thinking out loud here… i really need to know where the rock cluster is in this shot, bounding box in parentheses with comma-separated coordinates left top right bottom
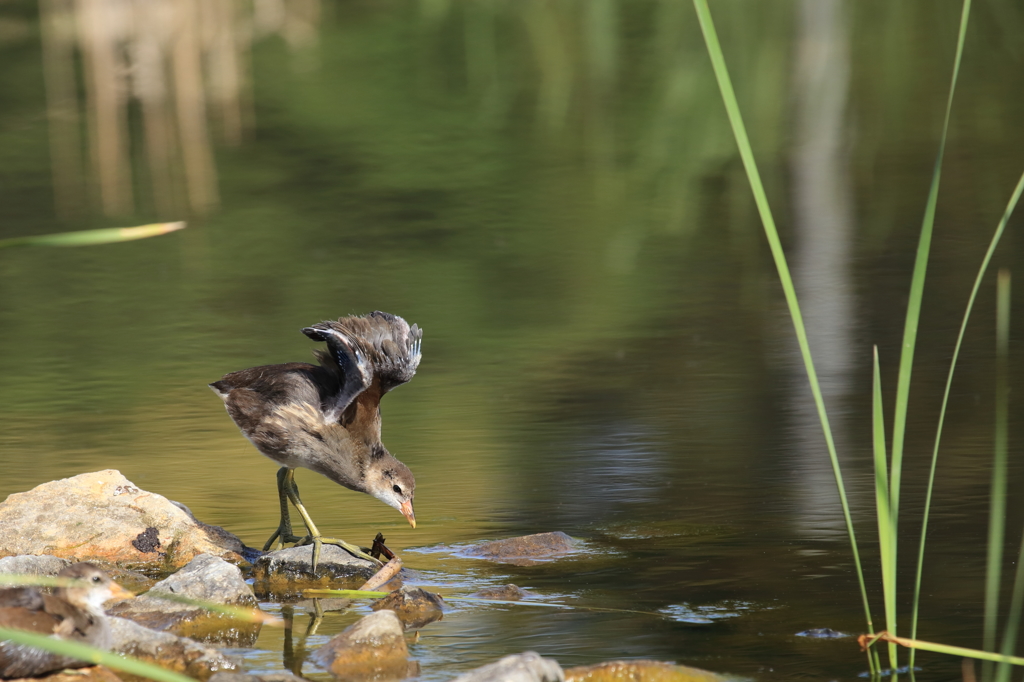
(0, 472, 728, 682)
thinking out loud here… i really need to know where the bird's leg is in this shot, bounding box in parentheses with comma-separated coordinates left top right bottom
(263, 467, 305, 552)
(280, 469, 383, 570)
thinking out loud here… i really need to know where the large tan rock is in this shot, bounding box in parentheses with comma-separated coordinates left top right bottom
(466, 532, 578, 566)
(312, 610, 411, 679)
(564, 661, 729, 682)
(0, 471, 245, 569)
(6, 665, 123, 682)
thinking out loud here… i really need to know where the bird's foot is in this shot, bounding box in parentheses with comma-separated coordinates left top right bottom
(262, 527, 306, 552)
(296, 535, 383, 570)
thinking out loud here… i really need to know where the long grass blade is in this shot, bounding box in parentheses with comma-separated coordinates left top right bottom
(889, 13, 971, 645)
(866, 631, 1024, 667)
(911, 170, 1024, 661)
(984, 270, 1011, 681)
(0, 222, 186, 248)
(997, 514, 1024, 682)
(872, 347, 898, 670)
(140, 591, 282, 625)
(0, 627, 196, 682)
(690, 2, 875, 668)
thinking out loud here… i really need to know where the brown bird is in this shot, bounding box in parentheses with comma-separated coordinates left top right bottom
(211, 311, 421, 570)
(0, 562, 133, 678)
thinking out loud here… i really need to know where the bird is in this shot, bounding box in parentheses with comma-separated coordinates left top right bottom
(0, 562, 133, 678)
(210, 311, 422, 571)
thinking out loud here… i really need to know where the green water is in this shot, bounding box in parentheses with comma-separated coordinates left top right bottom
(2, 1, 1024, 680)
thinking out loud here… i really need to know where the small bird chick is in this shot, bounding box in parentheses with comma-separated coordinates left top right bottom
(211, 311, 422, 569)
(0, 562, 133, 678)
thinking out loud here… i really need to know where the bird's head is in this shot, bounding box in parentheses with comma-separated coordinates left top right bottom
(365, 453, 416, 529)
(57, 563, 134, 613)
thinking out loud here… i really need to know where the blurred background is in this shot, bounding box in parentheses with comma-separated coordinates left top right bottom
(1, 1, 1024, 680)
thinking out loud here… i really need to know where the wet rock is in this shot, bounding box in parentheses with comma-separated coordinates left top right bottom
(795, 627, 848, 638)
(0, 470, 245, 569)
(110, 616, 242, 681)
(472, 584, 530, 601)
(6, 665, 124, 682)
(108, 554, 262, 645)
(0, 554, 71, 583)
(453, 652, 563, 682)
(564, 661, 728, 682)
(252, 545, 376, 596)
(370, 586, 445, 630)
(209, 674, 307, 682)
(466, 532, 578, 566)
(311, 610, 409, 679)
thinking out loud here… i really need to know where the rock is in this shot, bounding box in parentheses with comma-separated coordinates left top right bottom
(564, 661, 729, 682)
(472, 584, 529, 601)
(311, 610, 409, 679)
(453, 652, 563, 682)
(0, 554, 71, 583)
(6, 666, 123, 682)
(108, 554, 262, 645)
(795, 627, 848, 638)
(0, 471, 245, 569)
(209, 674, 307, 682)
(252, 545, 377, 596)
(466, 532, 578, 566)
(109, 616, 242, 681)
(370, 586, 444, 629)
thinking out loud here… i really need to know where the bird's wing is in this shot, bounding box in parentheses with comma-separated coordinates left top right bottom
(304, 311, 422, 410)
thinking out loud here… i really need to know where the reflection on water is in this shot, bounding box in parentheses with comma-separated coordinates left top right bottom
(2, 0, 1024, 680)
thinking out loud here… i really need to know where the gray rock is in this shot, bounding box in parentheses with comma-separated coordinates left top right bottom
(472, 585, 529, 601)
(466, 532, 578, 566)
(252, 544, 377, 595)
(0, 555, 71, 583)
(453, 652, 563, 682)
(110, 616, 242, 681)
(312, 610, 409, 679)
(0, 470, 245, 569)
(209, 673, 307, 682)
(371, 586, 445, 629)
(108, 553, 261, 644)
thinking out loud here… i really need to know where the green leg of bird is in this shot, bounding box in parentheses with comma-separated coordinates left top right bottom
(280, 468, 383, 570)
(263, 467, 306, 552)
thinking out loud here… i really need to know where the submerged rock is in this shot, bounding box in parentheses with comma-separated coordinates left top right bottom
(252, 545, 377, 595)
(110, 616, 242, 681)
(564, 661, 728, 682)
(311, 610, 410, 679)
(466, 532, 578, 566)
(795, 627, 849, 638)
(209, 674, 307, 682)
(472, 584, 530, 601)
(5, 665, 123, 682)
(453, 652, 563, 682)
(0, 470, 245, 569)
(370, 586, 445, 630)
(108, 553, 262, 645)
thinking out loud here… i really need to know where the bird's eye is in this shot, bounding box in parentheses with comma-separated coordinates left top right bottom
(392, 485, 402, 494)
(92, 576, 102, 583)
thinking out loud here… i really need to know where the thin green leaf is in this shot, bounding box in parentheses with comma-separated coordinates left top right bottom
(868, 631, 1024, 668)
(986, 270, 1011, 681)
(0, 627, 196, 682)
(690, 2, 875, 668)
(0, 222, 186, 248)
(890, 0, 971, 564)
(872, 347, 898, 670)
(911, 170, 1024, 656)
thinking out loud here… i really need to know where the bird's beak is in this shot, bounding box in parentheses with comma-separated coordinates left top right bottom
(106, 582, 135, 602)
(400, 500, 416, 529)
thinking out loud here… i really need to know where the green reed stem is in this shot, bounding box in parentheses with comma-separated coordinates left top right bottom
(0, 222, 185, 248)
(872, 347, 898, 670)
(983, 270, 1011, 682)
(690, 2, 874, 673)
(911, 170, 1024, 667)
